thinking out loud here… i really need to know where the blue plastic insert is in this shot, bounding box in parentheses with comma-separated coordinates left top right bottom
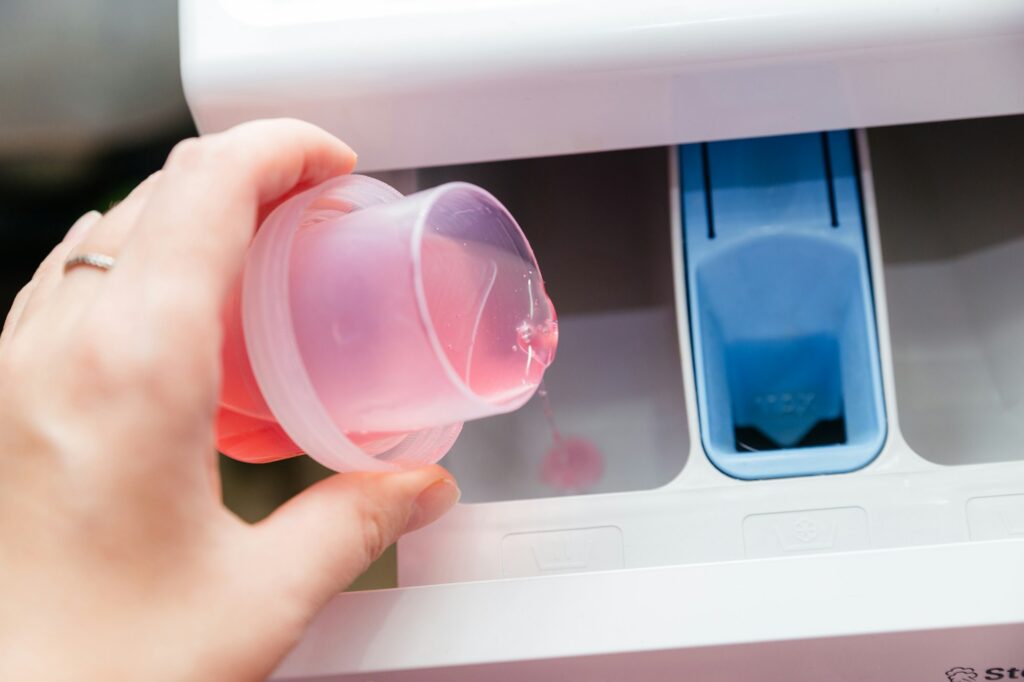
(680, 131, 886, 480)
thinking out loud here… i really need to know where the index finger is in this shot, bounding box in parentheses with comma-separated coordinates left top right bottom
(111, 119, 357, 315)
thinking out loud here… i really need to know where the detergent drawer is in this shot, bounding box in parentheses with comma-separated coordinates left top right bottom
(271, 116, 1024, 679)
(873, 115, 1024, 471)
(398, 118, 1024, 592)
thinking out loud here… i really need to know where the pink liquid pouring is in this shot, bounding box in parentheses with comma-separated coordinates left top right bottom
(537, 383, 606, 493)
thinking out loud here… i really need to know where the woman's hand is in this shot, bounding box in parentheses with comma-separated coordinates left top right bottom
(0, 119, 460, 681)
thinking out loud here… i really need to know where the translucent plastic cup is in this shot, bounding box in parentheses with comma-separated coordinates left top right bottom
(216, 175, 557, 472)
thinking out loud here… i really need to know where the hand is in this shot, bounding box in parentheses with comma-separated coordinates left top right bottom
(0, 119, 460, 681)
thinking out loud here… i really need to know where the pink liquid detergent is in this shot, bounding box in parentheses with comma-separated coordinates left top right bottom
(419, 231, 558, 406)
(537, 383, 606, 493)
(217, 223, 558, 463)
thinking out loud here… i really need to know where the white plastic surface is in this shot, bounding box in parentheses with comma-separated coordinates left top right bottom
(887, 245, 1024, 464)
(181, 0, 1024, 170)
(276, 541, 1024, 680)
(874, 120, 1024, 466)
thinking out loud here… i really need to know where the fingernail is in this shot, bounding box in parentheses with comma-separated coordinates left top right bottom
(341, 143, 357, 168)
(404, 478, 460, 533)
(64, 210, 101, 243)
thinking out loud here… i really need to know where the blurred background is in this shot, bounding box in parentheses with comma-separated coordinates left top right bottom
(0, 0, 394, 590)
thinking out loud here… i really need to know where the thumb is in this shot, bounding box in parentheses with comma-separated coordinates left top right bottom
(255, 465, 459, 608)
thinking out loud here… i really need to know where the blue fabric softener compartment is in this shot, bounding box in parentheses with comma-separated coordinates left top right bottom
(680, 131, 886, 480)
